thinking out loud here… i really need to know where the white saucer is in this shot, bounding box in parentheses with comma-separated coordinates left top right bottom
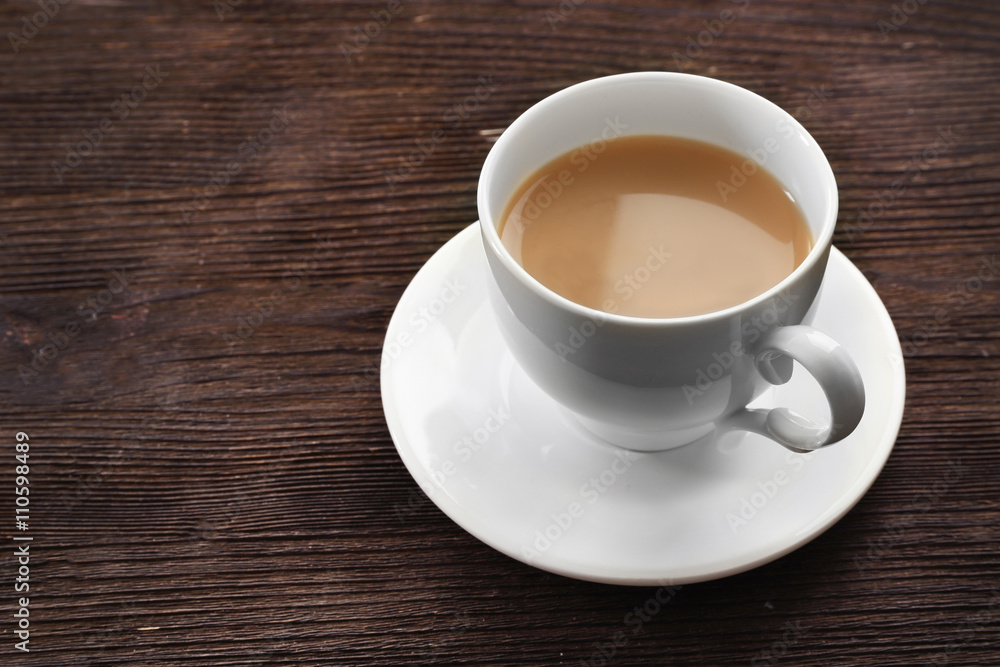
(381, 223, 905, 586)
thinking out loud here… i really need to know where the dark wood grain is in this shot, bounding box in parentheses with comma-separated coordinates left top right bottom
(1, 0, 998, 664)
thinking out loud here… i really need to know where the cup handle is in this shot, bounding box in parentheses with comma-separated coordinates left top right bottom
(720, 325, 866, 453)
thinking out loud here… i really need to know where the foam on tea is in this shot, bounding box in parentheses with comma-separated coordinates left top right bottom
(498, 135, 812, 318)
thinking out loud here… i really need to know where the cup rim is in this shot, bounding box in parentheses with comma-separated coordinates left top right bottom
(477, 71, 839, 328)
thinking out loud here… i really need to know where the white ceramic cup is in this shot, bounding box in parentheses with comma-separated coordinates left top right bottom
(477, 72, 865, 453)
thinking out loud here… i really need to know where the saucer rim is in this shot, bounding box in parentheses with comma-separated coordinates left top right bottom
(381, 223, 906, 586)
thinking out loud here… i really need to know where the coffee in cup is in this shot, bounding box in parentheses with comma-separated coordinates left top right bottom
(497, 134, 813, 318)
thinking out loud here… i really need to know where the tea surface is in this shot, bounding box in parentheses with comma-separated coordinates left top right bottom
(499, 135, 812, 318)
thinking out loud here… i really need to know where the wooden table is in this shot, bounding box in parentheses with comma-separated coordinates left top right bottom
(2, 1, 998, 664)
